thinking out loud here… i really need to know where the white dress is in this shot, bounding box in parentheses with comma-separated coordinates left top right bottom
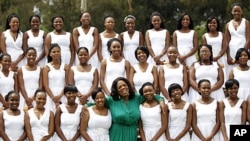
(28, 108, 53, 141)
(0, 71, 15, 107)
(222, 98, 243, 140)
(176, 30, 197, 67)
(226, 18, 248, 77)
(3, 29, 24, 67)
(132, 64, 154, 92)
(100, 33, 119, 60)
(53, 104, 82, 141)
(27, 30, 46, 66)
(1, 110, 25, 141)
(232, 67, 250, 100)
(71, 66, 97, 103)
(168, 102, 191, 141)
(192, 100, 220, 141)
(139, 104, 167, 141)
(147, 29, 168, 65)
(104, 58, 126, 94)
(123, 31, 140, 66)
(45, 63, 66, 112)
(162, 64, 189, 102)
(81, 106, 112, 141)
(19, 66, 41, 108)
(189, 62, 225, 103)
(75, 27, 99, 69)
(50, 32, 71, 65)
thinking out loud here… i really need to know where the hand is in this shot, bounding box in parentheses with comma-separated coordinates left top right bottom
(3, 101, 9, 109)
(78, 94, 89, 105)
(227, 56, 235, 65)
(25, 97, 33, 108)
(52, 95, 61, 103)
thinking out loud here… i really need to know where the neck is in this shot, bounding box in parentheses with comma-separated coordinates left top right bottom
(52, 60, 61, 64)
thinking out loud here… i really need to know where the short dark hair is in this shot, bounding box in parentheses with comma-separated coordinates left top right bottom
(168, 83, 184, 98)
(139, 82, 154, 96)
(134, 46, 149, 60)
(225, 79, 239, 89)
(64, 84, 78, 94)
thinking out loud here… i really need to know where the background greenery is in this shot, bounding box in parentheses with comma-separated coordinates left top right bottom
(0, 0, 249, 44)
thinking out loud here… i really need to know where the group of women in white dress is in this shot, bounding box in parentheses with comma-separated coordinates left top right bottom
(0, 2, 250, 141)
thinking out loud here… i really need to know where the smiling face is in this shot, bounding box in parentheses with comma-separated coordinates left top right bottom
(65, 91, 77, 104)
(26, 49, 37, 65)
(207, 18, 218, 32)
(34, 91, 46, 109)
(167, 46, 178, 62)
(80, 12, 91, 26)
(169, 88, 182, 100)
(227, 84, 239, 98)
(151, 15, 162, 30)
(110, 41, 122, 57)
(125, 18, 135, 32)
(78, 48, 89, 64)
(136, 49, 147, 62)
(142, 85, 155, 101)
(198, 81, 211, 98)
(199, 46, 211, 61)
(49, 46, 61, 61)
(104, 17, 115, 30)
(8, 93, 20, 110)
(1, 55, 11, 71)
(231, 5, 243, 20)
(52, 17, 64, 30)
(9, 17, 19, 31)
(30, 16, 40, 30)
(94, 92, 105, 107)
(117, 80, 129, 98)
(181, 15, 190, 28)
(238, 51, 249, 65)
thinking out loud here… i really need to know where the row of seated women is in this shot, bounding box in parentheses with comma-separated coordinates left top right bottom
(0, 77, 248, 141)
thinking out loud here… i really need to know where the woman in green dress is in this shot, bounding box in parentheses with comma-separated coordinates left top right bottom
(105, 77, 164, 141)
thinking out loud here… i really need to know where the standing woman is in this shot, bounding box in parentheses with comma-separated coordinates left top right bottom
(24, 89, 55, 141)
(166, 83, 192, 141)
(44, 16, 74, 66)
(72, 12, 99, 69)
(0, 13, 24, 71)
(228, 48, 250, 100)
(172, 13, 198, 67)
(0, 91, 26, 141)
(68, 47, 99, 104)
(138, 82, 167, 141)
(18, 47, 43, 109)
(159, 46, 189, 102)
(100, 38, 130, 95)
(189, 44, 225, 103)
(98, 15, 119, 62)
(80, 87, 112, 141)
(191, 79, 220, 141)
(43, 44, 70, 111)
(0, 54, 18, 110)
(225, 2, 250, 78)
(119, 15, 144, 66)
(145, 11, 170, 66)
(54, 85, 82, 141)
(23, 14, 46, 67)
(129, 46, 158, 93)
(220, 79, 246, 141)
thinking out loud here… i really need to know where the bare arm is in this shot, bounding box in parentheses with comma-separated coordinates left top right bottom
(80, 108, 93, 141)
(24, 111, 34, 141)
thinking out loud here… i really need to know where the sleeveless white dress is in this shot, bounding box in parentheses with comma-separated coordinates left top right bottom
(0, 71, 15, 107)
(192, 100, 220, 141)
(232, 67, 250, 100)
(45, 63, 66, 112)
(221, 98, 243, 140)
(53, 104, 82, 141)
(168, 102, 191, 141)
(176, 30, 197, 67)
(71, 66, 97, 103)
(28, 108, 53, 141)
(104, 58, 126, 94)
(19, 66, 41, 108)
(75, 27, 99, 69)
(139, 104, 167, 141)
(50, 32, 71, 65)
(27, 30, 46, 66)
(132, 64, 154, 92)
(162, 64, 189, 102)
(226, 18, 248, 77)
(81, 106, 112, 141)
(100, 33, 119, 60)
(1, 110, 25, 141)
(189, 62, 225, 103)
(147, 29, 168, 66)
(3, 29, 24, 67)
(123, 31, 140, 66)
